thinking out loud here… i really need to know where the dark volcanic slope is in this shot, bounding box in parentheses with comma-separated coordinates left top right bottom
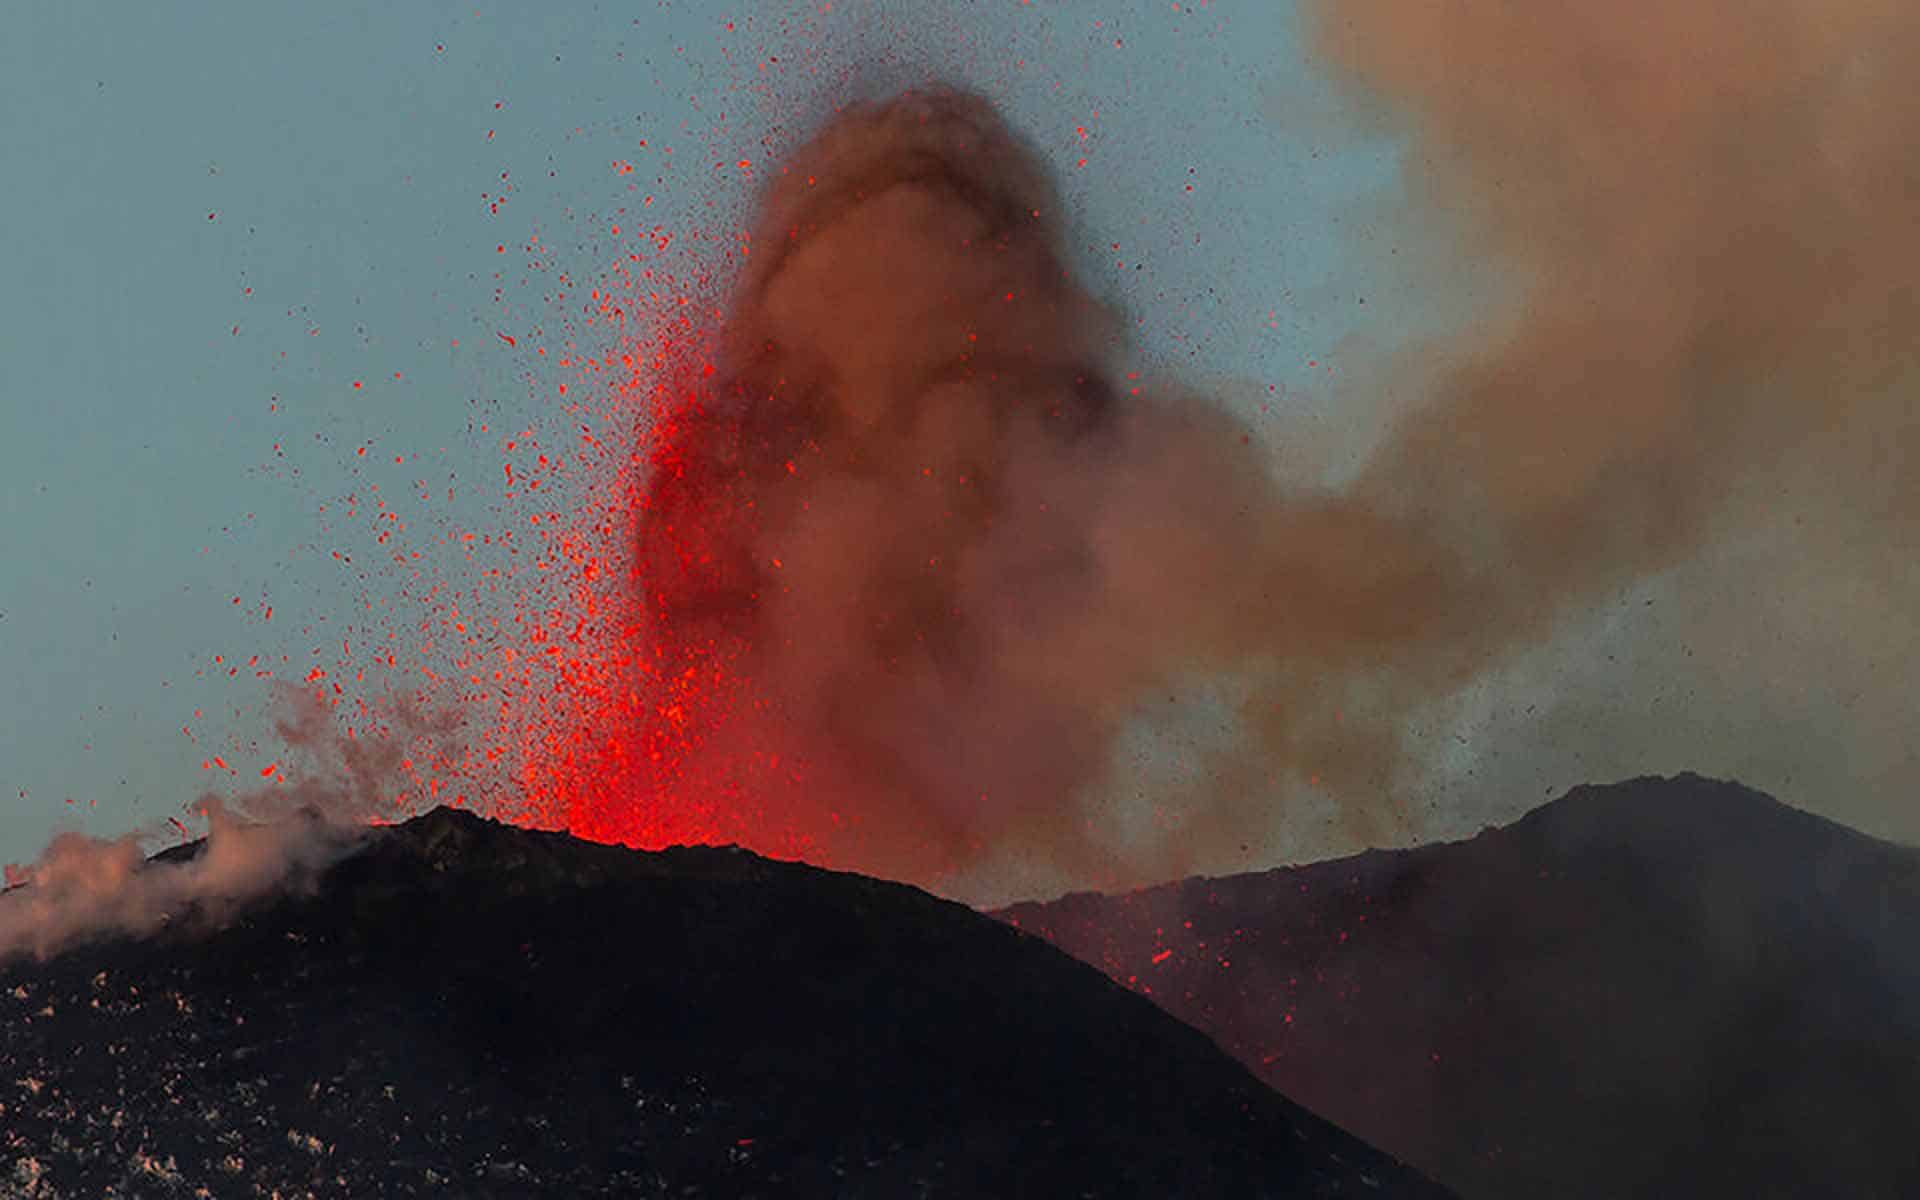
(0, 809, 1447, 1199)
(999, 775, 1920, 1200)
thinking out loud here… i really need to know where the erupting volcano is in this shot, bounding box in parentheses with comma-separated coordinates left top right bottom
(517, 0, 1920, 900)
(621, 89, 1145, 883)
(524, 87, 1299, 889)
(541, 88, 1524, 895)
(7, 0, 1918, 1189)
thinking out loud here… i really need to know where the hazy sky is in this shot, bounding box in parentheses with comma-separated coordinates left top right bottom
(3, 1, 1912, 896)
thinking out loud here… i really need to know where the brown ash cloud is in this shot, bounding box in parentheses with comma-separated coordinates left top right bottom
(638, 22, 1917, 899)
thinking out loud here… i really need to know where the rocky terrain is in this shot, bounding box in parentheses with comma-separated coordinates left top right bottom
(1, 807, 1448, 1198)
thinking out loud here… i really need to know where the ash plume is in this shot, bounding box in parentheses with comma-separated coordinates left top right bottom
(1297, 0, 1920, 809)
(643, 5, 1917, 896)
(637, 89, 1458, 887)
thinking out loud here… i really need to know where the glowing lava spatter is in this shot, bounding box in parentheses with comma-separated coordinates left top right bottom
(195, 208, 819, 861)
(488, 315, 818, 862)
(207, 87, 1290, 895)
(423, 198, 825, 864)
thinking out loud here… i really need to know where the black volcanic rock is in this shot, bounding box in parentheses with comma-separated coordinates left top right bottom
(999, 774, 1920, 1200)
(0, 808, 1447, 1198)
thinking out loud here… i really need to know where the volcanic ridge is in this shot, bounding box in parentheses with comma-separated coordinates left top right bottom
(1000, 775, 1920, 1200)
(1, 807, 1448, 1198)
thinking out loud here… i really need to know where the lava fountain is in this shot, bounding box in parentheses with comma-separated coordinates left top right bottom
(605, 89, 1315, 889)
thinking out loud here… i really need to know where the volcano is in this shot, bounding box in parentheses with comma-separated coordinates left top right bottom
(999, 775, 1920, 1199)
(0, 808, 1447, 1198)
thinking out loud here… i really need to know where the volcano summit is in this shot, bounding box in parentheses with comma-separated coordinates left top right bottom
(0, 807, 1446, 1197)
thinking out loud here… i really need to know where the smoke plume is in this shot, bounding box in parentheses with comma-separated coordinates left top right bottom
(0, 687, 445, 961)
(635, 1, 1918, 894)
(0, 801, 359, 962)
